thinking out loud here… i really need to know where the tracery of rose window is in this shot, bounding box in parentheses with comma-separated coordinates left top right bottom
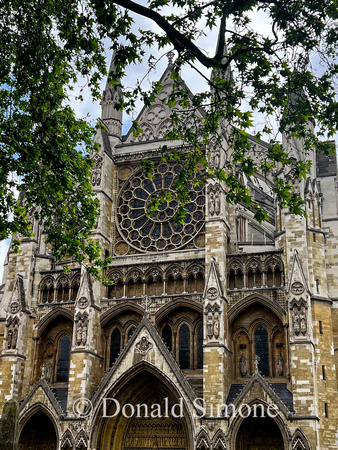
(117, 163, 205, 252)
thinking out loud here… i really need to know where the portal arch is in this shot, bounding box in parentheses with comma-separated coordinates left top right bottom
(90, 361, 195, 449)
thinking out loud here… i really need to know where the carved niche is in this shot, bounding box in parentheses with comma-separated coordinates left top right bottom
(75, 312, 89, 347)
(290, 299, 308, 337)
(91, 153, 103, 187)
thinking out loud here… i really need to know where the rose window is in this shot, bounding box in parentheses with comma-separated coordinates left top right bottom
(117, 163, 205, 252)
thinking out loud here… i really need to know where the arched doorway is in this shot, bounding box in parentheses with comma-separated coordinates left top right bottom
(93, 365, 193, 449)
(18, 410, 57, 449)
(235, 414, 284, 450)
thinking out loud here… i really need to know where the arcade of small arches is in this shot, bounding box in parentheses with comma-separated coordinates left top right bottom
(39, 273, 80, 304)
(228, 256, 284, 290)
(107, 264, 205, 299)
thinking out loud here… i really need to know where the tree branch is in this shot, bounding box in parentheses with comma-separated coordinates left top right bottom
(112, 0, 216, 68)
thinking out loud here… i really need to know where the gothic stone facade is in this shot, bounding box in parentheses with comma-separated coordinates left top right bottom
(0, 58, 338, 450)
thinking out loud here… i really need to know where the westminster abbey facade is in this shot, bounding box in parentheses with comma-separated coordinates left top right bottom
(0, 54, 338, 450)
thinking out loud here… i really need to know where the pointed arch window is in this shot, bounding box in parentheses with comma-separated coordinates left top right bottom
(197, 323, 203, 369)
(71, 282, 79, 301)
(56, 335, 71, 382)
(162, 324, 173, 352)
(110, 328, 121, 367)
(127, 326, 136, 341)
(179, 324, 190, 369)
(254, 324, 269, 376)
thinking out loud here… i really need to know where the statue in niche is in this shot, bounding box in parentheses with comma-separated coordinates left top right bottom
(215, 191, 220, 215)
(207, 315, 214, 339)
(81, 322, 88, 346)
(41, 362, 47, 379)
(7, 330, 13, 349)
(292, 308, 300, 336)
(209, 193, 215, 216)
(213, 314, 220, 339)
(239, 353, 248, 377)
(76, 322, 83, 346)
(300, 306, 307, 335)
(12, 328, 18, 349)
(276, 352, 284, 376)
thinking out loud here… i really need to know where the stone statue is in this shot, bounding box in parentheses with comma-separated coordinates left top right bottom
(253, 355, 260, 374)
(215, 191, 220, 215)
(209, 193, 215, 216)
(45, 363, 52, 382)
(207, 316, 214, 339)
(81, 323, 88, 346)
(239, 353, 248, 377)
(300, 307, 307, 335)
(276, 352, 283, 376)
(12, 328, 18, 349)
(213, 315, 220, 339)
(77, 322, 83, 346)
(7, 330, 13, 350)
(41, 362, 47, 379)
(292, 309, 300, 335)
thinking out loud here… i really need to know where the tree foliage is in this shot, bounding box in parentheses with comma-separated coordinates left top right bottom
(1, 0, 338, 275)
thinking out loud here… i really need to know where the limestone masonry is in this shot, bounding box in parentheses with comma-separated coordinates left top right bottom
(0, 54, 337, 449)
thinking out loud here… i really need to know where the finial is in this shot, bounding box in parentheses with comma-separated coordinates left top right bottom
(167, 51, 174, 65)
(142, 295, 153, 317)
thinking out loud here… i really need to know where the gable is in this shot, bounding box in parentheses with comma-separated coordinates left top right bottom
(124, 63, 205, 144)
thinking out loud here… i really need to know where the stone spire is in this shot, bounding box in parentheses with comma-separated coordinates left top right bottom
(101, 51, 123, 139)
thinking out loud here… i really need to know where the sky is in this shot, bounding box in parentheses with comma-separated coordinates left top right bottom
(0, 4, 337, 282)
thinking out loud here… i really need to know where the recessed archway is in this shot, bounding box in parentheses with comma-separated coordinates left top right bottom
(18, 410, 58, 450)
(235, 414, 284, 450)
(91, 364, 194, 449)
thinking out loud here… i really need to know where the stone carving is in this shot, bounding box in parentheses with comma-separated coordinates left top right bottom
(6, 316, 19, 350)
(291, 302, 307, 337)
(206, 306, 221, 341)
(142, 295, 153, 317)
(147, 104, 167, 125)
(253, 355, 260, 374)
(135, 335, 153, 355)
(239, 353, 248, 377)
(91, 154, 103, 187)
(291, 281, 304, 295)
(10, 302, 20, 314)
(276, 352, 284, 376)
(209, 148, 220, 168)
(78, 297, 89, 309)
(215, 191, 220, 215)
(41, 362, 52, 382)
(213, 314, 220, 339)
(206, 287, 218, 300)
(209, 193, 215, 216)
(208, 184, 221, 217)
(75, 312, 89, 346)
(300, 307, 307, 335)
(207, 316, 214, 339)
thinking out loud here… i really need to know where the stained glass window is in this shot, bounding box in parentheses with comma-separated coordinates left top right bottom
(254, 325, 269, 376)
(179, 324, 190, 369)
(110, 328, 121, 366)
(162, 324, 172, 352)
(56, 335, 71, 382)
(197, 324, 203, 369)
